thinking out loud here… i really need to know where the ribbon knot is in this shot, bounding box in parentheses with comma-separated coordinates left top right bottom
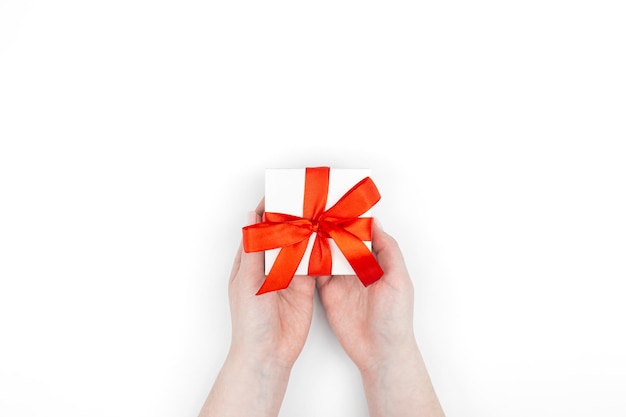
(243, 167, 384, 295)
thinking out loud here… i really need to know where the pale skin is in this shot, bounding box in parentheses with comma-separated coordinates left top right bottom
(199, 201, 445, 417)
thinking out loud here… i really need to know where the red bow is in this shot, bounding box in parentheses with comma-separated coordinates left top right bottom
(242, 167, 384, 295)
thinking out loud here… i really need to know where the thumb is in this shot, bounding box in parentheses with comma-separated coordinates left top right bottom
(316, 275, 332, 289)
(372, 219, 409, 282)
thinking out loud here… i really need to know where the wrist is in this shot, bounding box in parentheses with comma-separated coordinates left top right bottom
(359, 339, 421, 377)
(202, 349, 292, 417)
(225, 347, 293, 382)
(359, 341, 444, 417)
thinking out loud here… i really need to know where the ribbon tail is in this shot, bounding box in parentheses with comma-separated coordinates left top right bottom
(327, 227, 383, 286)
(308, 234, 332, 276)
(257, 239, 309, 295)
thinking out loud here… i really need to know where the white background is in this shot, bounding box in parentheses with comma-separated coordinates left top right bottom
(1, 1, 625, 416)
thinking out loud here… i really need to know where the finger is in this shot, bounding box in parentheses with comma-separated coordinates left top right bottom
(232, 211, 262, 284)
(371, 218, 409, 280)
(255, 197, 265, 216)
(315, 275, 332, 289)
(286, 274, 317, 297)
(239, 210, 265, 275)
(314, 275, 335, 308)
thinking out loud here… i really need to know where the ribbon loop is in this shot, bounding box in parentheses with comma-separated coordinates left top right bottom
(242, 167, 384, 295)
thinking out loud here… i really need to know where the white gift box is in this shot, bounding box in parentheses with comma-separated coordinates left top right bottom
(264, 168, 373, 276)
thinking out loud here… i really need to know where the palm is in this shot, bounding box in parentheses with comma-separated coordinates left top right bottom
(317, 226, 415, 370)
(317, 276, 406, 368)
(256, 276, 317, 364)
(230, 267, 317, 367)
(230, 204, 320, 367)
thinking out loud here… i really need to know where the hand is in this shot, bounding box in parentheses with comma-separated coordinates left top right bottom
(228, 200, 320, 368)
(316, 219, 416, 371)
(317, 220, 445, 417)
(199, 200, 324, 417)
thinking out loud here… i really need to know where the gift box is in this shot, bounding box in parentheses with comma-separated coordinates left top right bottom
(243, 166, 384, 295)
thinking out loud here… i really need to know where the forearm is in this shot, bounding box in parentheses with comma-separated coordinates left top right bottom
(199, 350, 291, 417)
(360, 342, 445, 417)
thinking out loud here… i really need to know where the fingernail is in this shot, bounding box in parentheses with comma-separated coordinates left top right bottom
(374, 217, 384, 231)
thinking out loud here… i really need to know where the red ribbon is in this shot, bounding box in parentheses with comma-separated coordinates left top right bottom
(243, 167, 384, 295)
